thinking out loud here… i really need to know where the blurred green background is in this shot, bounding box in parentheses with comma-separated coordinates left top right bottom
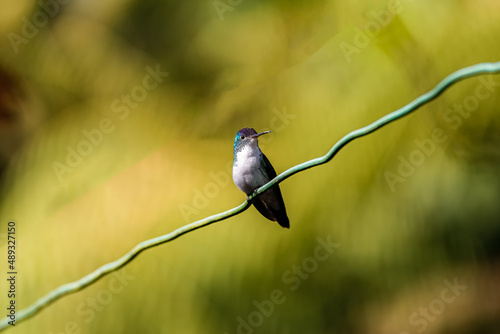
(1, 0, 500, 333)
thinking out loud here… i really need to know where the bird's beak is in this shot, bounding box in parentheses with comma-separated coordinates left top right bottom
(250, 130, 271, 138)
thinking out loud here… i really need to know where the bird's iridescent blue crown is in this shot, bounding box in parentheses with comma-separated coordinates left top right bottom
(233, 128, 258, 156)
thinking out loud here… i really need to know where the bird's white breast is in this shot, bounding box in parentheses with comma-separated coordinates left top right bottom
(233, 144, 266, 194)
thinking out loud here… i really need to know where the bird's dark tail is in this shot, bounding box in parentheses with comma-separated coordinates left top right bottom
(252, 187, 290, 229)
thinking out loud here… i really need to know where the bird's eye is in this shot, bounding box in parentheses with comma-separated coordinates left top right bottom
(240, 135, 245, 139)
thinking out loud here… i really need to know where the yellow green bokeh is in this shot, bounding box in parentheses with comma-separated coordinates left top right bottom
(1, 0, 499, 333)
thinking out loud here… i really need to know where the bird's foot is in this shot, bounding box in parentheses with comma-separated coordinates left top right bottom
(247, 189, 260, 202)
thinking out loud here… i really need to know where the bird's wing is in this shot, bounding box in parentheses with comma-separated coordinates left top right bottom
(254, 153, 289, 228)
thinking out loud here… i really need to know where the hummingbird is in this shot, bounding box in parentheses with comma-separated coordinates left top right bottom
(232, 128, 289, 228)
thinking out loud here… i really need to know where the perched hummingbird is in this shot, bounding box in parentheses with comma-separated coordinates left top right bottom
(232, 128, 289, 228)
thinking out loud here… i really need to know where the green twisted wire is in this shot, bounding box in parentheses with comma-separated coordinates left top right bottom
(1, 61, 499, 331)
